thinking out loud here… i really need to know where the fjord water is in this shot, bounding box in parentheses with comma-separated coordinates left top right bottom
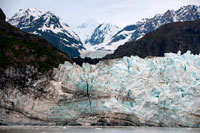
(0, 127, 200, 133)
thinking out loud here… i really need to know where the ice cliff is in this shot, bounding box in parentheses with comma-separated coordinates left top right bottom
(0, 51, 200, 127)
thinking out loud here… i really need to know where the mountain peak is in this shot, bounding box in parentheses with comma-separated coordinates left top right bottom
(8, 8, 43, 27)
(41, 11, 59, 22)
(182, 4, 199, 9)
(17, 8, 43, 17)
(20, 8, 41, 12)
(44, 11, 55, 16)
(85, 22, 120, 46)
(8, 8, 83, 57)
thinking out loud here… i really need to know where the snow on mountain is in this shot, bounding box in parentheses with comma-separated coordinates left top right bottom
(74, 19, 99, 44)
(36, 11, 80, 41)
(81, 5, 200, 58)
(8, 8, 83, 57)
(8, 5, 200, 58)
(80, 23, 120, 58)
(85, 23, 120, 45)
(106, 5, 200, 52)
(8, 8, 43, 28)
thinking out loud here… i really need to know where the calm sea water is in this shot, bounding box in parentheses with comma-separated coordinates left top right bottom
(0, 126, 200, 133)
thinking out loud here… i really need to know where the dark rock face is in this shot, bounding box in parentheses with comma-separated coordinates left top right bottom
(105, 19, 200, 59)
(0, 66, 56, 125)
(0, 66, 48, 95)
(0, 8, 5, 21)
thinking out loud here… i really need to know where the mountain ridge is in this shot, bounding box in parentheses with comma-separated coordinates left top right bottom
(90, 5, 200, 58)
(105, 19, 200, 59)
(108, 5, 200, 49)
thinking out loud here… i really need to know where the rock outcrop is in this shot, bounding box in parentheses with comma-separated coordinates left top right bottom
(0, 8, 5, 21)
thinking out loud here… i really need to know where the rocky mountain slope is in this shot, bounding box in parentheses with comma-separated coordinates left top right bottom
(105, 19, 200, 59)
(95, 5, 200, 57)
(8, 8, 83, 57)
(0, 9, 72, 72)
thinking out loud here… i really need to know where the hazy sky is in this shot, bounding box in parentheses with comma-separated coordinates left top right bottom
(1, 0, 200, 27)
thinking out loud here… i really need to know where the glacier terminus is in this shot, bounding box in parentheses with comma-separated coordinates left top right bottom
(0, 51, 200, 127)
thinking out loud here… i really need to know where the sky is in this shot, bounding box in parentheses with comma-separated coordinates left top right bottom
(0, 0, 200, 27)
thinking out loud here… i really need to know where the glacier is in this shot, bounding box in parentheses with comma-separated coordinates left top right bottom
(52, 51, 200, 127)
(0, 51, 200, 127)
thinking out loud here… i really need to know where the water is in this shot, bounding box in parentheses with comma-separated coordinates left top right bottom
(0, 127, 200, 133)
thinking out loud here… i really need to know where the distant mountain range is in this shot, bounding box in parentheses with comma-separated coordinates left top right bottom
(105, 19, 200, 59)
(8, 8, 83, 57)
(95, 5, 200, 57)
(8, 5, 200, 58)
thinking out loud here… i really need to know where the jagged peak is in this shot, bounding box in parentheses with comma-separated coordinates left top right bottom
(181, 4, 200, 9)
(130, 4, 200, 27)
(16, 8, 43, 17)
(20, 8, 41, 12)
(8, 8, 43, 26)
(176, 5, 200, 14)
(43, 11, 55, 16)
(40, 11, 71, 29)
(42, 11, 58, 20)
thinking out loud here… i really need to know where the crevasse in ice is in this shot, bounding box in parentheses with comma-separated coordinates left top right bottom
(51, 51, 200, 127)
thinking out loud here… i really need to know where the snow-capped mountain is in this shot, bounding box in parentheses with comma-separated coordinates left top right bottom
(106, 5, 200, 51)
(74, 19, 99, 44)
(8, 8, 42, 29)
(85, 23, 120, 46)
(8, 8, 83, 57)
(79, 23, 120, 59)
